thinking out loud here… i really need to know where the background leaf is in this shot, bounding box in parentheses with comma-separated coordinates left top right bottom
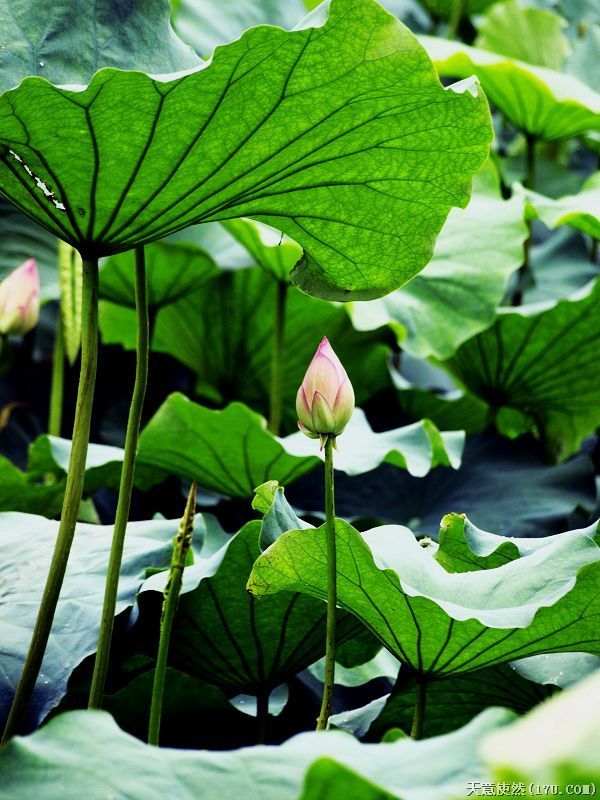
(137, 394, 318, 497)
(349, 161, 527, 359)
(0, 0, 200, 94)
(141, 519, 359, 696)
(0, 512, 210, 731)
(422, 34, 600, 139)
(289, 431, 595, 537)
(151, 267, 393, 421)
(441, 278, 600, 460)
(0, 707, 515, 799)
(475, 0, 570, 70)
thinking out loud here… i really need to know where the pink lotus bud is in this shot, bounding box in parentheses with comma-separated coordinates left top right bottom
(296, 337, 354, 440)
(0, 259, 40, 336)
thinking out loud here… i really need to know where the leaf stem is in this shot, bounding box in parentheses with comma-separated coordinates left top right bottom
(256, 689, 269, 744)
(88, 245, 149, 709)
(48, 314, 65, 437)
(316, 435, 336, 731)
(447, 0, 466, 40)
(1, 257, 99, 745)
(148, 482, 197, 746)
(268, 281, 288, 436)
(514, 134, 537, 306)
(411, 677, 427, 739)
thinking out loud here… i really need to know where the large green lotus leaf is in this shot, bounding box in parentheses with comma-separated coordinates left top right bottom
(0, 0, 200, 95)
(482, 670, 600, 784)
(0, 707, 515, 800)
(421, 35, 600, 140)
(441, 278, 600, 461)
(475, 0, 570, 70)
(151, 267, 393, 421)
(331, 664, 550, 740)
(136, 394, 318, 497)
(437, 519, 600, 688)
(0, 512, 219, 731)
(349, 162, 527, 359)
(142, 514, 358, 696)
(0, 0, 491, 300)
(289, 432, 595, 537)
(0, 199, 58, 300)
(519, 172, 600, 240)
(282, 408, 464, 477)
(136, 393, 463, 498)
(248, 515, 600, 676)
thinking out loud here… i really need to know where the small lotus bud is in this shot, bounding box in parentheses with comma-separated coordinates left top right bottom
(0, 259, 40, 336)
(296, 337, 354, 441)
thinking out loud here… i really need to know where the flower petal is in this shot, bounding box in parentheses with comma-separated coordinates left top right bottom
(311, 391, 337, 434)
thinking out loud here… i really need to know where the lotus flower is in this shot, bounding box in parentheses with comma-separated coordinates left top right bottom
(296, 337, 354, 441)
(0, 259, 40, 336)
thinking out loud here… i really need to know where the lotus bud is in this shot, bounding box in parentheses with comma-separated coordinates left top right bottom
(0, 259, 40, 336)
(296, 337, 354, 443)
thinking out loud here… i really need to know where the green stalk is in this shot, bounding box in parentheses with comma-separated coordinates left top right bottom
(411, 678, 427, 739)
(88, 245, 149, 708)
(48, 314, 65, 437)
(1, 257, 99, 745)
(148, 482, 197, 746)
(447, 0, 466, 40)
(256, 689, 269, 744)
(268, 281, 288, 436)
(514, 134, 537, 306)
(316, 436, 336, 731)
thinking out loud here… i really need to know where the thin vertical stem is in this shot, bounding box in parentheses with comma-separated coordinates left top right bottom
(514, 134, 537, 306)
(48, 314, 65, 437)
(316, 436, 336, 731)
(148, 483, 197, 746)
(447, 0, 465, 40)
(88, 245, 149, 709)
(411, 678, 427, 739)
(524, 133, 536, 191)
(256, 690, 269, 744)
(1, 257, 99, 745)
(268, 281, 288, 435)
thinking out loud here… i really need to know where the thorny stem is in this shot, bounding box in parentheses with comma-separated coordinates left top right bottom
(1, 257, 99, 745)
(88, 245, 149, 709)
(268, 281, 288, 436)
(316, 436, 336, 731)
(411, 678, 427, 739)
(48, 314, 65, 437)
(148, 482, 197, 746)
